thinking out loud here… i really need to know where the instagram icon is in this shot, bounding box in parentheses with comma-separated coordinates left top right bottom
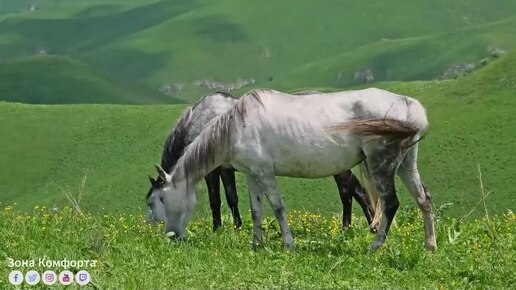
(42, 270, 57, 285)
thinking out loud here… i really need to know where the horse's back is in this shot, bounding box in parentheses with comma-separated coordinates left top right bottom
(244, 88, 428, 132)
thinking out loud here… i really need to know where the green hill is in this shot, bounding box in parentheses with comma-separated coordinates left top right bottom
(269, 16, 516, 91)
(0, 0, 515, 102)
(0, 56, 184, 104)
(0, 53, 514, 218)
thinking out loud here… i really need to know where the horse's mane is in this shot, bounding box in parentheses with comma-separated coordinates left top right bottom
(171, 90, 264, 185)
(160, 107, 192, 173)
(292, 90, 322, 95)
(212, 91, 239, 99)
(160, 91, 240, 174)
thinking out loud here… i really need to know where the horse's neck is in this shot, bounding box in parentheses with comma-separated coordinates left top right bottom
(171, 171, 191, 189)
(174, 111, 232, 186)
(171, 163, 203, 190)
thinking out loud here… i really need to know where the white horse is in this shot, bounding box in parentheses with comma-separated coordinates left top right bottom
(147, 91, 375, 231)
(151, 88, 436, 252)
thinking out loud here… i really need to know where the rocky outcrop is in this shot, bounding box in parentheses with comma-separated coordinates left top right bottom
(440, 64, 476, 79)
(192, 78, 255, 91)
(159, 84, 183, 93)
(37, 48, 49, 56)
(439, 46, 507, 80)
(353, 69, 374, 83)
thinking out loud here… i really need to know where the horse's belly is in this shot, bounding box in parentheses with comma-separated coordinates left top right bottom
(272, 154, 361, 178)
(270, 140, 362, 178)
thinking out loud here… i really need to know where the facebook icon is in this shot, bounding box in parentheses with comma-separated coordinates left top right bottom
(9, 270, 23, 285)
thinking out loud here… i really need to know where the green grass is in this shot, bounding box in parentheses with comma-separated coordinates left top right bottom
(0, 205, 515, 289)
(0, 55, 184, 104)
(0, 52, 515, 219)
(1, 0, 516, 102)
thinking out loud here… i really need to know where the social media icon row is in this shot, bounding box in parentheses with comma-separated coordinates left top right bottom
(8, 270, 90, 285)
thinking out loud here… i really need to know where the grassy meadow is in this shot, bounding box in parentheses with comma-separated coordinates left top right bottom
(1, 205, 515, 289)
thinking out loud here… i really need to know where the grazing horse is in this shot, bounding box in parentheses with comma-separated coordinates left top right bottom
(150, 88, 436, 252)
(146, 91, 375, 230)
(147, 92, 243, 230)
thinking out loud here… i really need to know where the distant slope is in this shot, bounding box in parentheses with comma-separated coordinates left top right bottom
(0, 53, 515, 217)
(268, 16, 516, 91)
(0, 56, 184, 104)
(81, 0, 516, 99)
(0, 0, 516, 101)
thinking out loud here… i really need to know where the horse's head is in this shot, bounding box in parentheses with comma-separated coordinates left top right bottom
(145, 174, 166, 224)
(146, 164, 196, 240)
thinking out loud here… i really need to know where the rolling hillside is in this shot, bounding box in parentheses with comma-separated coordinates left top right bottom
(0, 0, 515, 102)
(0, 53, 514, 218)
(0, 56, 184, 104)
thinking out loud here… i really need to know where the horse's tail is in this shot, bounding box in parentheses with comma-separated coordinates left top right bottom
(329, 117, 427, 230)
(328, 118, 425, 147)
(358, 162, 382, 230)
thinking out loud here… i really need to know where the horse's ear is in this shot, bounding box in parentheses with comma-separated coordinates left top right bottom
(148, 175, 156, 186)
(155, 164, 167, 180)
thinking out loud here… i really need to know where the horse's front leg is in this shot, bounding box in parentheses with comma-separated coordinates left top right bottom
(205, 167, 222, 231)
(258, 173, 295, 251)
(245, 175, 265, 249)
(221, 168, 242, 229)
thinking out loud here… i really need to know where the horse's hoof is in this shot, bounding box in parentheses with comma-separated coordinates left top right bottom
(369, 243, 382, 253)
(250, 241, 261, 251)
(425, 242, 437, 252)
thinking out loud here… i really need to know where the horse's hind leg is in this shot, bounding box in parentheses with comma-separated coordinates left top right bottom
(205, 167, 222, 231)
(333, 173, 353, 230)
(363, 141, 405, 252)
(397, 143, 437, 251)
(221, 168, 242, 229)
